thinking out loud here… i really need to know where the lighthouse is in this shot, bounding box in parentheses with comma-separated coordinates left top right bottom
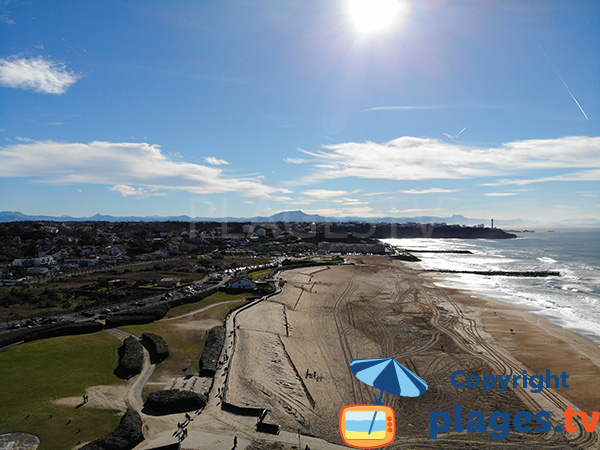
(491, 218, 494, 229)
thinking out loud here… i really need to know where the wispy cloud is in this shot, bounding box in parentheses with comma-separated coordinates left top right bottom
(482, 192, 519, 197)
(389, 208, 451, 215)
(297, 136, 600, 184)
(0, 55, 82, 94)
(302, 189, 349, 198)
(363, 191, 394, 196)
(362, 105, 444, 112)
(0, 13, 15, 24)
(482, 169, 600, 186)
(303, 206, 379, 217)
(330, 198, 368, 205)
(0, 0, 17, 24)
(0, 140, 292, 200)
(400, 188, 459, 195)
(204, 156, 229, 165)
(284, 157, 310, 164)
(110, 185, 167, 198)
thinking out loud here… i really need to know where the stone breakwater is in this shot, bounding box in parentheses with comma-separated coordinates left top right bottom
(423, 269, 560, 277)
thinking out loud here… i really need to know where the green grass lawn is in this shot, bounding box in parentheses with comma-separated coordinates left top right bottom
(121, 296, 248, 390)
(248, 268, 272, 281)
(166, 291, 254, 318)
(0, 331, 126, 450)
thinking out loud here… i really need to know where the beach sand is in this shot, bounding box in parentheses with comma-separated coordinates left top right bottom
(223, 255, 600, 449)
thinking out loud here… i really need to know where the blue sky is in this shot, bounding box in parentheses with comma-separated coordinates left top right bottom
(0, 0, 598, 222)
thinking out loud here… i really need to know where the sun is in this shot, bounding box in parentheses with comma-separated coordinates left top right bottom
(348, 0, 405, 34)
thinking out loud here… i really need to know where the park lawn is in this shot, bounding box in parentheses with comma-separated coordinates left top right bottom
(121, 298, 248, 391)
(248, 268, 272, 281)
(166, 291, 254, 318)
(0, 331, 126, 450)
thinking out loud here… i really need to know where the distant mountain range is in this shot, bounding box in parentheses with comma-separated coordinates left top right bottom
(1, 210, 598, 228)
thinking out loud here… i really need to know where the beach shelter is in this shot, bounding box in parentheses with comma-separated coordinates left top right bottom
(350, 357, 428, 402)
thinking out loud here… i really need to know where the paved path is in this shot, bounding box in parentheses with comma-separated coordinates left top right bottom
(105, 329, 156, 412)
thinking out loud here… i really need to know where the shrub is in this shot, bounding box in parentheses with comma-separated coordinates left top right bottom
(0, 320, 104, 349)
(145, 389, 207, 414)
(141, 332, 169, 363)
(115, 335, 143, 378)
(199, 326, 225, 376)
(105, 314, 156, 327)
(81, 408, 143, 450)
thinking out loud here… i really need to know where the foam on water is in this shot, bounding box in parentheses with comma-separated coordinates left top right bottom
(383, 229, 600, 344)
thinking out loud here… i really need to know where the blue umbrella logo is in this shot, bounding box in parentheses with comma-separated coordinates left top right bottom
(349, 357, 428, 436)
(350, 357, 428, 400)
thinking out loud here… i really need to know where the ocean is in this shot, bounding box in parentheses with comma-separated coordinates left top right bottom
(383, 228, 600, 345)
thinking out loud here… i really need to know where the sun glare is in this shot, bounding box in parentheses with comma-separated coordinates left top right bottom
(348, 0, 404, 34)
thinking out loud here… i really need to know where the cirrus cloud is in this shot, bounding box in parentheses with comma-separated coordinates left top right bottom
(302, 189, 349, 198)
(204, 156, 229, 165)
(482, 192, 519, 197)
(0, 55, 82, 94)
(400, 188, 459, 194)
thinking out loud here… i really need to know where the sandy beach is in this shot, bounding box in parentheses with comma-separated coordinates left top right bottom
(222, 255, 600, 449)
(92, 254, 600, 450)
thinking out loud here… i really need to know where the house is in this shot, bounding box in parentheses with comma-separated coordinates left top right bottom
(228, 279, 256, 290)
(108, 279, 136, 288)
(106, 246, 124, 257)
(157, 277, 179, 288)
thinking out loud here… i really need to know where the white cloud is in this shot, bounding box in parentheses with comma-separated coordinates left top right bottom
(303, 206, 379, 217)
(389, 208, 451, 215)
(0, 139, 292, 201)
(482, 169, 600, 186)
(400, 188, 459, 194)
(284, 198, 315, 205)
(204, 156, 229, 165)
(284, 157, 310, 164)
(109, 185, 167, 198)
(297, 136, 600, 184)
(363, 191, 393, 196)
(482, 192, 519, 197)
(340, 198, 367, 205)
(302, 189, 349, 198)
(0, 55, 81, 94)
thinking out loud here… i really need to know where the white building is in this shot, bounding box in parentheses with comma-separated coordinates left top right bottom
(228, 279, 256, 290)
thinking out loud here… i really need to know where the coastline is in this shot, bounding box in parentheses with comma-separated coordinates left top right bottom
(382, 232, 600, 346)
(421, 269, 600, 415)
(221, 255, 600, 448)
(35, 255, 600, 450)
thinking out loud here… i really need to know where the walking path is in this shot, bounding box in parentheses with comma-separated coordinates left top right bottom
(105, 328, 156, 412)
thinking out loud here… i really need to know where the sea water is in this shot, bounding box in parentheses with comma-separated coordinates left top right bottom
(383, 228, 600, 345)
